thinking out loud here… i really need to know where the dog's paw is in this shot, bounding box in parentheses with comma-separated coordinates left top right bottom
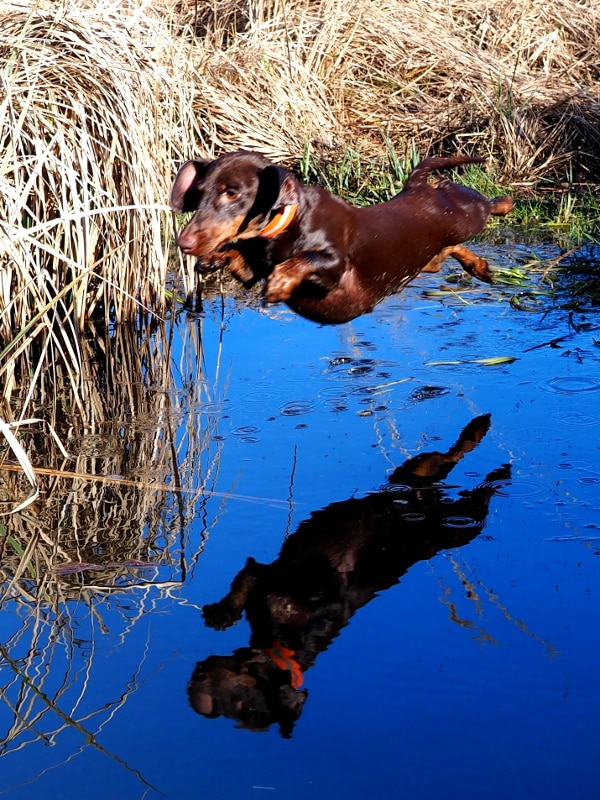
(202, 602, 240, 630)
(265, 273, 297, 303)
(265, 259, 313, 302)
(471, 259, 493, 283)
(228, 261, 255, 285)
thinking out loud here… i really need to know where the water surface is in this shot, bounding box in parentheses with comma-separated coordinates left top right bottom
(0, 238, 598, 799)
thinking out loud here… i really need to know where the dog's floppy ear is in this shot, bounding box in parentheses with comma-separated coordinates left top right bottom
(240, 165, 299, 233)
(170, 159, 212, 213)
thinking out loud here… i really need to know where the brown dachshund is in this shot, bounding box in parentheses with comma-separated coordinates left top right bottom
(170, 150, 513, 324)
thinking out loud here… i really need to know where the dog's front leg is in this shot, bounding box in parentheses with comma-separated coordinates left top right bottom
(421, 246, 493, 283)
(265, 255, 317, 303)
(202, 557, 264, 630)
(265, 251, 344, 303)
(445, 244, 493, 283)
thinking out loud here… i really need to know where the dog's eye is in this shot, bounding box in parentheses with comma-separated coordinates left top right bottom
(222, 186, 240, 201)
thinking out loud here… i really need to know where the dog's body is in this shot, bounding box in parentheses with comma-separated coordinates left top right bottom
(171, 151, 513, 324)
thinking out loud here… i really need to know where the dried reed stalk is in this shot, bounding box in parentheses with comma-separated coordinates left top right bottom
(1, 0, 599, 414)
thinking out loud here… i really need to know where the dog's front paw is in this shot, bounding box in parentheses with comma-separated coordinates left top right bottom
(469, 257, 493, 283)
(265, 259, 312, 303)
(265, 273, 296, 303)
(226, 254, 255, 285)
(202, 601, 241, 630)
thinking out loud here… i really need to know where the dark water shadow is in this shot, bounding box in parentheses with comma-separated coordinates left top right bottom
(189, 414, 511, 737)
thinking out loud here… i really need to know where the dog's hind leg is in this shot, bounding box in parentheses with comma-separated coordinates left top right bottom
(428, 245, 494, 283)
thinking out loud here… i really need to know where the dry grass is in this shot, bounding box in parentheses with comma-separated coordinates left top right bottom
(1, 0, 599, 416)
(167, 0, 600, 181)
(0, 319, 227, 601)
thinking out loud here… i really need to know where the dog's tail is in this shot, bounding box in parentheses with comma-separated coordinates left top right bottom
(405, 155, 486, 189)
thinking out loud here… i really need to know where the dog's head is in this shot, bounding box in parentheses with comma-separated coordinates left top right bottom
(188, 649, 308, 737)
(170, 150, 299, 259)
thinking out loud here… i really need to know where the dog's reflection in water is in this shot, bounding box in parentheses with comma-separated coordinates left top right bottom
(189, 415, 510, 737)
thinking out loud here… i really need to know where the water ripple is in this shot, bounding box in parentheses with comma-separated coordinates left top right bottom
(409, 385, 450, 403)
(78, 434, 121, 457)
(553, 411, 600, 426)
(442, 516, 480, 529)
(512, 426, 565, 444)
(482, 479, 546, 498)
(402, 512, 426, 522)
(541, 376, 600, 394)
(197, 401, 232, 415)
(240, 388, 286, 404)
(232, 425, 261, 443)
(279, 400, 316, 417)
(558, 460, 593, 470)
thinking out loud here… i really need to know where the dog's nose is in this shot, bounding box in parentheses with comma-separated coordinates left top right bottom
(177, 230, 196, 253)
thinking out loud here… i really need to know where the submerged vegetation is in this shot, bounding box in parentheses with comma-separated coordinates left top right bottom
(0, 0, 599, 439)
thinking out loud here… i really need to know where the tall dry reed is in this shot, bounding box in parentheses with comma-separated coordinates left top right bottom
(1, 0, 599, 415)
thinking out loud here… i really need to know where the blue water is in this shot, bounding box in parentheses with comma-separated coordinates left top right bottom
(1, 243, 599, 798)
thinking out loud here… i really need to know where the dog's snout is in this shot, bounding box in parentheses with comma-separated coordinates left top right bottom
(176, 229, 196, 254)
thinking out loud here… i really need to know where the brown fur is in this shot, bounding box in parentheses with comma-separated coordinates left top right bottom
(171, 151, 513, 324)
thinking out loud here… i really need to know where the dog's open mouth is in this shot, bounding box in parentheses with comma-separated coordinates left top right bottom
(194, 257, 218, 274)
(194, 241, 238, 274)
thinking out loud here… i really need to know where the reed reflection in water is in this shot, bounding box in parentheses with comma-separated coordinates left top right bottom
(0, 318, 226, 788)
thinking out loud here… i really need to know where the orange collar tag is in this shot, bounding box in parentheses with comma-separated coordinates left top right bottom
(265, 641, 304, 688)
(259, 204, 298, 239)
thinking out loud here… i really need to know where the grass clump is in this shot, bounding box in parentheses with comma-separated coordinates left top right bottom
(1, 0, 600, 421)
